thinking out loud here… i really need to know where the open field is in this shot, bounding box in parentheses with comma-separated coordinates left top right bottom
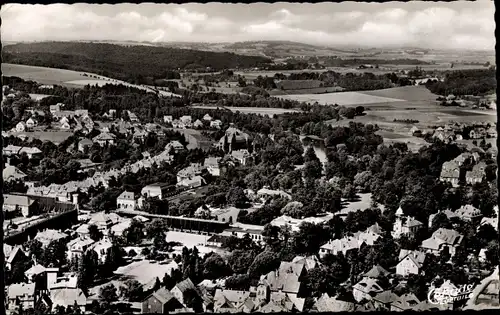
(2, 63, 180, 97)
(225, 106, 302, 117)
(270, 86, 344, 96)
(5, 131, 73, 144)
(28, 93, 52, 101)
(279, 91, 405, 106)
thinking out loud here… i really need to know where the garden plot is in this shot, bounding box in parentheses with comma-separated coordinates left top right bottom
(279, 91, 405, 106)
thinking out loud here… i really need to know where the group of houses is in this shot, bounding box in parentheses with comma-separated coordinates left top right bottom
(439, 151, 492, 187)
(164, 114, 222, 130)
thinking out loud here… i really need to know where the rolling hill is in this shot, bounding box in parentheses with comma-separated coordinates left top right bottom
(2, 41, 272, 84)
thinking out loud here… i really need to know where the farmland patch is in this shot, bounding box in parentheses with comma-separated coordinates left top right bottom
(279, 91, 405, 106)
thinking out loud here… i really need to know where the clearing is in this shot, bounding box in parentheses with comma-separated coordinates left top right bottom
(2, 63, 180, 97)
(279, 91, 405, 106)
(225, 106, 302, 117)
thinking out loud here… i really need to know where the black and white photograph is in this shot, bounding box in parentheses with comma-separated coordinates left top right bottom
(1, 1, 498, 314)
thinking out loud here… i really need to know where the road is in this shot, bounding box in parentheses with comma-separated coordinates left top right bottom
(464, 266, 500, 310)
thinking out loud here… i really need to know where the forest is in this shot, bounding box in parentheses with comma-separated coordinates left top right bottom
(424, 68, 496, 96)
(3, 42, 272, 84)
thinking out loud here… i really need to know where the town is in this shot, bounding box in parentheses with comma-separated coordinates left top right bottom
(2, 2, 499, 315)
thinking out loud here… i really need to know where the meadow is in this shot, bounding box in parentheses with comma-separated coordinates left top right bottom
(2, 63, 180, 97)
(225, 106, 302, 117)
(279, 91, 406, 106)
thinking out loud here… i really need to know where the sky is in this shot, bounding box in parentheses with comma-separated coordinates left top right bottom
(1, 1, 496, 50)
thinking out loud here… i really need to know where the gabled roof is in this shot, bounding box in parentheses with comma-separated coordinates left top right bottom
(50, 287, 87, 307)
(8, 283, 36, 299)
(398, 250, 426, 268)
(7, 246, 26, 264)
(118, 191, 135, 200)
(432, 228, 464, 245)
(152, 287, 176, 304)
(3, 165, 28, 181)
(373, 290, 399, 304)
(353, 278, 384, 294)
(392, 293, 420, 310)
(363, 265, 390, 279)
(314, 293, 356, 312)
(4, 194, 35, 207)
(173, 278, 196, 293)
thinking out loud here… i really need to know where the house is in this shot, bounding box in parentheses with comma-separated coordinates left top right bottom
(231, 149, 252, 165)
(171, 119, 185, 129)
(193, 119, 204, 128)
(391, 293, 421, 311)
(25, 264, 59, 290)
(3, 194, 37, 218)
(50, 287, 87, 313)
(90, 237, 113, 263)
(165, 140, 185, 154)
(133, 129, 148, 142)
(60, 116, 70, 125)
(480, 217, 498, 231)
(18, 147, 42, 160)
(6, 246, 27, 270)
(258, 291, 305, 312)
(180, 115, 192, 127)
(396, 250, 426, 277)
(26, 117, 38, 128)
(177, 176, 206, 189)
(256, 188, 292, 201)
(141, 183, 173, 200)
(50, 104, 61, 113)
(67, 237, 96, 261)
(466, 162, 486, 184)
(210, 120, 222, 129)
(313, 293, 356, 312)
(218, 127, 251, 153)
(291, 255, 321, 271)
(75, 109, 89, 117)
(372, 290, 399, 310)
(213, 289, 255, 313)
(409, 126, 421, 136)
(171, 278, 211, 311)
(7, 283, 36, 311)
(258, 261, 305, 296)
(142, 287, 184, 314)
(453, 153, 473, 166)
(3, 165, 28, 183)
(420, 228, 463, 256)
(455, 204, 482, 222)
(127, 111, 139, 122)
(392, 210, 423, 239)
(352, 278, 384, 302)
(206, 234, 231, 247)
(60, 121, 71, 130)
(221, 227, 264, 244)
(76, 139, 93, 153)
(88, 212, 118, 232)
(34, 229, 69, 248)
(204, 157, 221, 176)
(92, 132, 116, 146)
(363, 265, 391, 279)
(3, 145, 22, 156)
(319, 236, 360, 258)
(16, 121, 27, 132)
(440, 160, 460, 187)
(203, 114, 213, 121)
(117, 191, 137, 210)
(163, 115, 173, 124)
(177, 163, 203, 182)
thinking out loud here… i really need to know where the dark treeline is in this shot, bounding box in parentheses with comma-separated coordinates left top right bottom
(319, 57, 431, 67)
(3, 41, 271, 85)
(424, 68, 496, 96)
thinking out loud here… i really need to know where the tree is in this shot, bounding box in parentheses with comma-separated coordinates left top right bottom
(224, 274, 252, 291)
(40, 239, 67, 268)
(26, 239, 43, 262)
(355, 106, 365, 116)
(103, 244, 125, 276)
(342, 184, 358, 201)
(100, 284, 118, 303)
(123, 219, 144, 245)
(485, 240, 499, 267)
(183, 288, 204, 313)
(248, 250, 280, 278)
(225, 186, 248, 208)
(203, 253, 232, 280)
(77, 250, 98, 292)
(88, 224, 103, 242)
(120, 279, 143, 302)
